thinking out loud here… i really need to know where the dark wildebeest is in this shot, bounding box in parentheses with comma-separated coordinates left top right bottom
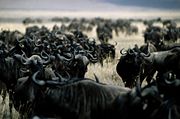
(15, 68, 166, 119)
(0, 50, 26, 118)
(116, 43, 157, 88)
(31, 78, 131, 119)
(142, 46, 180, 79)
(11, 53, 131, 118)
(96, 42, 116, 66)
(146, 70, 180, 119)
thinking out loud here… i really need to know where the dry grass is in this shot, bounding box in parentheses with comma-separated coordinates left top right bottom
(0, 19, 179, 119)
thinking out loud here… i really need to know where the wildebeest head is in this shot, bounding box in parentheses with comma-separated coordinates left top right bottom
(140, 42, 157, 55)
(116, 45, 146, 88)
(142, 47, 180, 75)
(0, 50, 24, 90)
(72, 53, 90, 78)
(12, 53, 56, 118)
(112, 81, 161, 119)
(144, 26, 164, 50)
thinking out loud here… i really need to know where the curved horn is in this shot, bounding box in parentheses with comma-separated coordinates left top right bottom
(34, 39, 42, 47)
(8, 47, 17, 56)
(26, 36, 34, 42)
(87, 52, 98, 63)
(31, 33, 37, 41)
(20, 68, 29, 73)
(164, 78, 176, 85)
(164, 76, 180, 86)
(41, 50, 49, 59)
(64, 52, 74, 59)
(16, 37, 24, 43)
(127, 49, 135, 55)
(140, 52, 151, 57)
(120, 48, 127, 55)
(159, 71, 180, 87)
(165, 79, 180, 87)
(21, 52, 33, 65)
(41, 51, 51, 65)
(57, 53, 74, 62)
(32, 71, 46, 86)
(45, 80, 63, 85)
(55, 72, 68, 82)
(54, 31, 60, 38)
(84, 44, 90, 50)
(13, 53, 26, 63)
(114, 41, 117, 46)
(57, 44, 63, 49)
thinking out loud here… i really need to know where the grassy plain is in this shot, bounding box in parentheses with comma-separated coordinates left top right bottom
(0, 10, 180, 118)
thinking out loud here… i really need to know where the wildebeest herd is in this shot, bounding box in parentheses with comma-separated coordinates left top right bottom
(0, 17, 180, 119)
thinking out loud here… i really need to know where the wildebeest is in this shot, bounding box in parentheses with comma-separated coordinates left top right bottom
(96, 23, 113, 43)
(142, 46, 180, 79)
(143, 26, 164, 49)
(15, 65, 165, 119)
(146, 70, 180, 119)
(9, 53, 130, 118)
(13, 59, 131, 118)
(0, 50, 26, 117)
(96, 42, 116, 66)
(116, 44, 157, 88)
(116, 42, 180, 88)
(31, 78, 131, 119)
(116, 47, 142, 87)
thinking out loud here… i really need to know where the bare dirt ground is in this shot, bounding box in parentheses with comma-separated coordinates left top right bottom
(0, 10, 180, 118)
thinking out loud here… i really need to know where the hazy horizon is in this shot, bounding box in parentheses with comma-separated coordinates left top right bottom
(0, 0, 180, 21)
(0, 0, 180, 11)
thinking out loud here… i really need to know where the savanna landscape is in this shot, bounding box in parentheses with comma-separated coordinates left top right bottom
(0, 0, 180, 118)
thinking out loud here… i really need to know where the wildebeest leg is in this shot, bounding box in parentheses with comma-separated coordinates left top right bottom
(115, 28, 119, 36)
(1, 90, 7, 104)
(100, 59, 103, 67)
(18, 114, 26, 119)
(0, 82, 7, 104)
(8, 90, 13, 119)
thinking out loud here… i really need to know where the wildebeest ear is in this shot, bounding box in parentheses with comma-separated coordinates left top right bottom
(134, 44, 139, 49)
